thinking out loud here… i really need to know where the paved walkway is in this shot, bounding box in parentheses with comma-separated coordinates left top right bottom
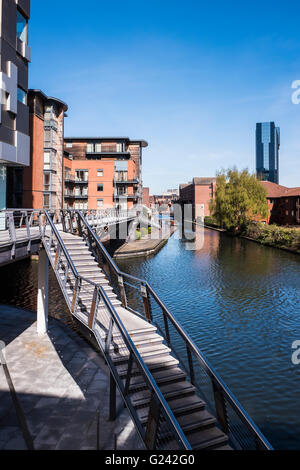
(0, 305, 143, 450)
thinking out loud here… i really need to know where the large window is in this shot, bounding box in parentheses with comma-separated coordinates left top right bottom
(75, 170, 88, 182)
(97, 199, 103, 209)
(17, 87, 27, 105)
(44, 152, 50, 170)
(16, 10, 28, 43)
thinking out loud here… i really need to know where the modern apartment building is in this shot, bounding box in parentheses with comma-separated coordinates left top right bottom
(63, 137, 148, 210)
(256, 122, 280, 184)
(179, 177, 216, 220)
(22, 90, 68, 210)
(0, 0, 31, 222)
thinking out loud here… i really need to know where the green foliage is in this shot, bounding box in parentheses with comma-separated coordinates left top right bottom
(148, 227, 152, 234)
(136, 230, 141, 240)
(210, 168, 268, 233)
(141, 227, 148, 237)
(246, 223, 300, 250)
(204, 216, 219, 228)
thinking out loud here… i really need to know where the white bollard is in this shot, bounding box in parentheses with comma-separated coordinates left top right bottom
(37, 249, 49, 335)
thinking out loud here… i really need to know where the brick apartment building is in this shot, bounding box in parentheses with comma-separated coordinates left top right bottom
(142, 187, 150, 208)
(179, 178, 216, 220)
(63, 137, 148, 210)
(0, 0, 31, 220)
(260, 181, 300, 226)
(22, 90, 68, 210)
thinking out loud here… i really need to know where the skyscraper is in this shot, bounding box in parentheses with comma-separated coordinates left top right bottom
(256, 122, 280, 184)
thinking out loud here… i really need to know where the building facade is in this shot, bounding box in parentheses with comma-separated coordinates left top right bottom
(0, 0, 31, 222)
(260, 181, 300, 226)
(178, 177, 216, 221)
(256, 122, 280, 184)
(63, 137, 148, 210)
(22, 90, 68, 210)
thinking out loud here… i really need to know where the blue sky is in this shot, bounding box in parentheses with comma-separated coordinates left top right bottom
(30, 0, 300, 192)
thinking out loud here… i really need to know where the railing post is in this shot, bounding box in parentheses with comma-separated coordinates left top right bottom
(24, 211, 31, 253)
(124, 352, 134, 396)
(118, 275, 127, 308)
(212, 380, 229, 434)
(141, 283, 152, 322)
(109, 373, 116, 421)
(7, 212, 16, 259)
(145, 394, 161, 450)
(61, 210, 67, 233)
(186, 345, 195, 385)
(37, 249, 49, 336)
(88, 286, 98, 329)
(162, 310, 171, 346)
(71, 278, 81, 314)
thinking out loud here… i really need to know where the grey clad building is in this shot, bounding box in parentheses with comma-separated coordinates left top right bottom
(0, 0, 31, 224)
(256, 122, 280, 184)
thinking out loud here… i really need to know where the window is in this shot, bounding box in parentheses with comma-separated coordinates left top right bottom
(44, 152, 50, 170)
(87, 143, 94, 153)
(97, 169, 103, 177)
(43, 193, 50, 209)
(43, 172, 51, 191)
(17, 10, 28, 43)
(75, 170, 88, 182)
(95, 143, 102, 152)
(97, 184, 103, 192)
(66, 142, 72, 148)
(17, 87, 27, 105)
(97, 199, 103, 209)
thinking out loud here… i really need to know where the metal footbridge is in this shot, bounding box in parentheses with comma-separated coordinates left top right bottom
(0, 209, 273, 450)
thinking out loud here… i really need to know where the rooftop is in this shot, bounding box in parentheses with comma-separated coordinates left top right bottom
(64, 137, 148, 147)
(260, 181, 300, 198)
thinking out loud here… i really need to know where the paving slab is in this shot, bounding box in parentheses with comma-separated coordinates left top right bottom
(0, 305, 143, 450)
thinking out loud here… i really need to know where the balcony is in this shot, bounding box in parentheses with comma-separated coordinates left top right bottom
(44, 119, 58, 131)
(86, 145, 130, 158)
(74, 193, 88, 199)
(114, 192, 138, 200)
(65, 175, 75, 183)
(64, 191, 75, 199)
(74, 179, 88, 184)
(114, 178, 139, 184)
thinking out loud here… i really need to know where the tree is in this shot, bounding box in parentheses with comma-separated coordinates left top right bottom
(210, 168, 268, 232)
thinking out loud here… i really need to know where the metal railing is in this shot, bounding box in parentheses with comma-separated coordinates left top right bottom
(39, 210, 192, 450)
(0, 209, 41, 255)
(67, 210, 273, 451)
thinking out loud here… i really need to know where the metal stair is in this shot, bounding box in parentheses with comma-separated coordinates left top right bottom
(39, 210, 273, 451)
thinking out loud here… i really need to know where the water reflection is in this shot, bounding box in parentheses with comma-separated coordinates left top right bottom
(0, 229, 299, 449)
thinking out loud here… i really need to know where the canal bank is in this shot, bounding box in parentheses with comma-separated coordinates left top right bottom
(204, 222, 300, 255)
(113, 226, 176, 259)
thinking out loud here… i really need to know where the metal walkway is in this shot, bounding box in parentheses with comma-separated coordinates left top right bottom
(38, 210, 273, 451)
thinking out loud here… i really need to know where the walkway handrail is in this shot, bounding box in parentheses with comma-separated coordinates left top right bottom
(40, 210, 192, 450)
(72, 209, 273, 451)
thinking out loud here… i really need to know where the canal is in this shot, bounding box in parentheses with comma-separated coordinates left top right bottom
(0, 227, 299, 449)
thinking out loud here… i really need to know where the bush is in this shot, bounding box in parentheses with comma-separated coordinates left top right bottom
(204, 216, 219, 228)
(246, 223, 300, 250)
(148, 227, 152, 234)
(141, 227, 148, 237)
(136, 230, 141, 240)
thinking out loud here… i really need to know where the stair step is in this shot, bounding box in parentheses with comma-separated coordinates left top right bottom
(117, 355, 179, 379)
(129, 381, 196, 408)
(176, 409, 216, 433)
(137, 394, 205, 424)
(115, 332, 163, 350)
(113, 325, 157, 340)
(112, 344, 172, 366)
(129, 367, 187, 392)
(186, 426, 228, 450)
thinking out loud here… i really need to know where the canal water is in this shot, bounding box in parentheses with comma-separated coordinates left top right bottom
(0, 228, 299, 449)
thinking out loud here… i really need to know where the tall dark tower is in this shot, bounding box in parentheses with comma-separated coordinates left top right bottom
(256, 122, 280, 184)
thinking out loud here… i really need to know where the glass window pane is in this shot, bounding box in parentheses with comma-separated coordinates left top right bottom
(17, 10, 28, 43)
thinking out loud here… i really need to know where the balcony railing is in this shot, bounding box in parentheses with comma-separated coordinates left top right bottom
(114, 178, 139, 184)
(44, 119, 58, 131)
(75, 179, 88, 184)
